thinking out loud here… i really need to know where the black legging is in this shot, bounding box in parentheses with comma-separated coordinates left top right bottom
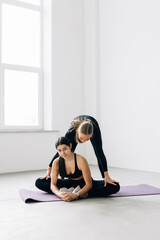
(35, 178, 120, 197)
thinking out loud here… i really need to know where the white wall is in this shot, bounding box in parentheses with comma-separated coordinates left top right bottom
(83, 0, 101, 165)
(100, 0, 160, 172)
(51, 0, 87, 160)
(84, 0, 100, 120)
(0, 131, 60, 173)
(51, 0, 100, 165)
(52, 0, 85, 132)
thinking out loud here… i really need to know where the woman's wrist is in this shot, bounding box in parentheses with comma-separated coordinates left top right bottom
(104, 171, 109, 178)
(75, 192, 80, 199)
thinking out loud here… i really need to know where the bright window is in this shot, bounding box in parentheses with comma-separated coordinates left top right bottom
(2, 4, 40, 67)
(0, 0, 43, 130)
(4, 70, 39, 126)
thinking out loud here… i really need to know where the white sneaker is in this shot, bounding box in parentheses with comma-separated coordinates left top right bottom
(72, 185, 81, 193)
(60, 186, 81, 193)
(59, 187, 74, 193)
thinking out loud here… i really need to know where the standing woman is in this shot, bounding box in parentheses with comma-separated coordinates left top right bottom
(39, 115, 119, 186)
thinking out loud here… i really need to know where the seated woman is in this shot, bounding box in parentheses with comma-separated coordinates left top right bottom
(35, 137, 120, 201)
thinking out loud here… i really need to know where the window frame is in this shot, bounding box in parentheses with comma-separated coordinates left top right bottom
(0, 0, 44, 130)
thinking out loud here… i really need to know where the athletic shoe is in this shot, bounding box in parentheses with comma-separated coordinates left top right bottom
(72, 185, 81, 193)
(59, 187, 74, 193)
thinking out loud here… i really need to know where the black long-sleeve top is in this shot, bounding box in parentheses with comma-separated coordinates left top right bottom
(49, 115, 108, 177)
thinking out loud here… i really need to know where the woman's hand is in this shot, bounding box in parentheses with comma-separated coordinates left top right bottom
(59, 192, 78, 202)
(104, 171, 119, 187)
(41, 167, 52, 180)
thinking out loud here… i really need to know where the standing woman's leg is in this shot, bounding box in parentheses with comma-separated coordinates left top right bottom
(88, 179, 120, 197)
(90, 120, 108, 178)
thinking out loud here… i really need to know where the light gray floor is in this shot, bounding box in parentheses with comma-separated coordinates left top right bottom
(0, 166, 160, 240)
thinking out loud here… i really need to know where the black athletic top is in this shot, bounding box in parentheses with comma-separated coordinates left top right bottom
(50, 115, 108, 177)
(59, 153, 82, 179)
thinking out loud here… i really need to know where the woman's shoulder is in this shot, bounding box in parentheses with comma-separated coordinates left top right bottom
(51, 158, 60, 175)
(75, 153, 88, 165)
(52, 157, 60, 167)
(75, 153, 85, 160)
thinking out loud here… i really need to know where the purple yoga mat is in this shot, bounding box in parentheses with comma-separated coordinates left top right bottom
(19, 184, 160, 203)
(19, 189, 61, 203)
(111, 184, 160, 197)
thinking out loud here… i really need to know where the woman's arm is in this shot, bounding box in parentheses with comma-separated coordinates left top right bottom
(50, 159, 75, 201)
(50, 159, 69, 200)
(76, 155, 92, 196)
(50, 159, 62, 197)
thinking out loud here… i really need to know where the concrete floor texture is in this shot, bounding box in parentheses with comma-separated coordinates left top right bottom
(0, 166, 160, 240)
